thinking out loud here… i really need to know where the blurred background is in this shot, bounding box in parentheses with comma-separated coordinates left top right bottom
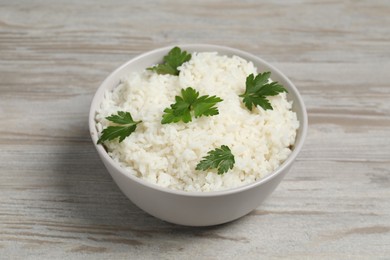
(1, 1, 389, 259)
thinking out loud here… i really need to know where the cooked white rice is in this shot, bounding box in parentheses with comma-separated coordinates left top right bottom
(96, 52, 299, 192)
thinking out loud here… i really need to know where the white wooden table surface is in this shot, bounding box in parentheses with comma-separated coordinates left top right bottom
(1, 1, 389, 259)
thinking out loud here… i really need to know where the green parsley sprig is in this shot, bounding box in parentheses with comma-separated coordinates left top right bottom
(161, 87, 223, 124)
(196, 145, 235, 175)
(97, 111, 141, 144)
(147, 46, 191, 76)
(239, 72, 287, 111)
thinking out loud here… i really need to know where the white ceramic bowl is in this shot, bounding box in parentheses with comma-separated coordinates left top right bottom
(89, 44, 308, 226)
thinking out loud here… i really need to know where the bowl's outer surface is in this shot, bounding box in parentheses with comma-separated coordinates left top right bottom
(89, 44, 307, 226)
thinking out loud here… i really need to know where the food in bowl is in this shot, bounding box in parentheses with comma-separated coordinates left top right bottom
(95, 47, 299, 192)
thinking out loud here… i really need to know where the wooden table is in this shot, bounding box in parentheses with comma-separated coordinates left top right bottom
(1, 1, 389, 259)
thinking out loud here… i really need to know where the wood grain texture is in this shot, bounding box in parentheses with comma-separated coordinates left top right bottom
(1, 0, 389, 259)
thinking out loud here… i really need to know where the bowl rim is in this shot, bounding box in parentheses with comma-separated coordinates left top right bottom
(89, 43, 308, 198)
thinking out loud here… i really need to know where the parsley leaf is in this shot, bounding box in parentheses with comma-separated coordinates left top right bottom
(161, 87, 223, 124)
(196, 145, 235, 175)
(147, 46, 191, 75)
(97, 111, 141, 144)
(239, 72, 288, 111)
